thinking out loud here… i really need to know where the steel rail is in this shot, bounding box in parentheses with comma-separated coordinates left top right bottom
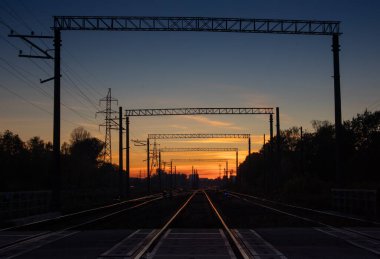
(0, 193, 162, 232)
(203, 191, 251, 259)
(133, 191, 197, 258)
(227, 191, 380, 226)
(226, 192, 380, 256)
(0, 196, 163, 251)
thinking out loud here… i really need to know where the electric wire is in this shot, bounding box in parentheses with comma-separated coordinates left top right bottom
(1, 48, 98, 126)
(0, 59, 52, 98)
(0, 83, 51, 115)
(62, 61, 103, 99)
(62, 70, 100, 110)
(61, 49, 104, 97)
(7, 1, 105, 102)
(1, 31, 96, 124)
(0, 83, 81, 127)
(1, 7, 111, 130)
(1, 0, 34, 32)
(1, 6, 102, 116)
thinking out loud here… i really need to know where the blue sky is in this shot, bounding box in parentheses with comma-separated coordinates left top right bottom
(1, 0, 379, 177)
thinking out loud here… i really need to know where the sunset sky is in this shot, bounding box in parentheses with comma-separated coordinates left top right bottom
(1, 0, 379, 178)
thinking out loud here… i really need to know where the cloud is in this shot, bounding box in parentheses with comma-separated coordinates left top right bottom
(169, 124, 188, 130)
(182, 115, 244, 130)
(183, 115, 233, 127)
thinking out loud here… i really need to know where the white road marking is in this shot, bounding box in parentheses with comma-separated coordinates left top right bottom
(0, 231, 79, 259)
(315, 227, 380, 256)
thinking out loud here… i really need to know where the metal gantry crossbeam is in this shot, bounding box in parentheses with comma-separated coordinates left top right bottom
(54, 16, 340, 35)
(124, 108, 273, 116)
(149, 133, 250, 139)
(171, 159, 230, 162)
(160, 147, 238, 152)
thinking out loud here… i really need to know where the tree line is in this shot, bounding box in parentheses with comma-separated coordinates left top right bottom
(0, 127, 119, 193)
(236, 110, 380, 207)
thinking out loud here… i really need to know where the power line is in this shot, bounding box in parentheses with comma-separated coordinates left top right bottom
(2, 10, 104, 117)
(0, 58, 98, 125)
(0, 59, 52, 98)
(0, 82, 52, 115)
(61, 56, 103, 98)
(0, 83, 93, 128)
(61, 102, 98, 124)
(62, 70, 99, 110)
(1, 0, 34, 32)
(16, 0, 50, 34)
(61, 62, 102, 100)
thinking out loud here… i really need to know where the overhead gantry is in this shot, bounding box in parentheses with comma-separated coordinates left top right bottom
(10, 15, 342, 208)
(144, 133, 250, 192)
(125, 108, 275, 193)
(158, 147, 239, 184)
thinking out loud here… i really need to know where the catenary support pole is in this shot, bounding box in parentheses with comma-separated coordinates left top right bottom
(269, 114, 274, 147)
(300, 126, 304, 175)
(158, 151, 162, 191)
(147, 138, 150, 193)
(276, 107, 281, 179)
(332, 34, 343, 184)
(119, 107, 123, 198)
(52, 29, 61, 211)
(174, 166, 177, 188)
(125, 116, 130, 196)
(236, 151, 238, 181)
(170, 161, 173, 190)
(226, 161, 229, 178)
(248, 136, 251, 156)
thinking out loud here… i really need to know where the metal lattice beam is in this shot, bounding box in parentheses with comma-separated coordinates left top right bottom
(54, 16, 340, 35)
(160, 147, 238, 152)
(124, 108, 273, 116)
(148, 134, 250, 139)
(170, 159, 229, 163)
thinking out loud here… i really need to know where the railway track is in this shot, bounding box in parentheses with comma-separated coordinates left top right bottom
(221, 190, 380, 257)
(227, 191, 380, 227)
(120, 191, 253, 258)
(1, 189, 379, 258)
(0, 193, 166, 257)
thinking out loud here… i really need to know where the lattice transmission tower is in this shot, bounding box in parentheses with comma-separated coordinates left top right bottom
(97, 88, 118, 163)
(150, 140, 159, 174)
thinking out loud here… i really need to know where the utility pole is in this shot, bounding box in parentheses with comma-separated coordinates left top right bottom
(118, 107, 123, 199)
(300, 126, 304, 175)
(170, 161, 173, 190)
(125, 116, 130, 196)
(8, 31, 60, 210)
(263, 133, 266, 192)
(269, 114, 274, 147)
(332, 34, 343, 184)
(174, 166, 177, 189)
(235, 150, 238, 182)
(158, 151, 162, 191)
(147, 138, 150, 193)
(226, 161, 229, 178)
(276, 107, 281, 182)
(52, 29, 61, 210)
(248, 136, 251, 156)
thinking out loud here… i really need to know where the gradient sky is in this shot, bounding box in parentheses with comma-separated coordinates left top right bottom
(1, 0, 379, 178)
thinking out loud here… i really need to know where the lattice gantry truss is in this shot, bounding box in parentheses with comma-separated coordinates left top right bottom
(54, 16, 340, 36)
